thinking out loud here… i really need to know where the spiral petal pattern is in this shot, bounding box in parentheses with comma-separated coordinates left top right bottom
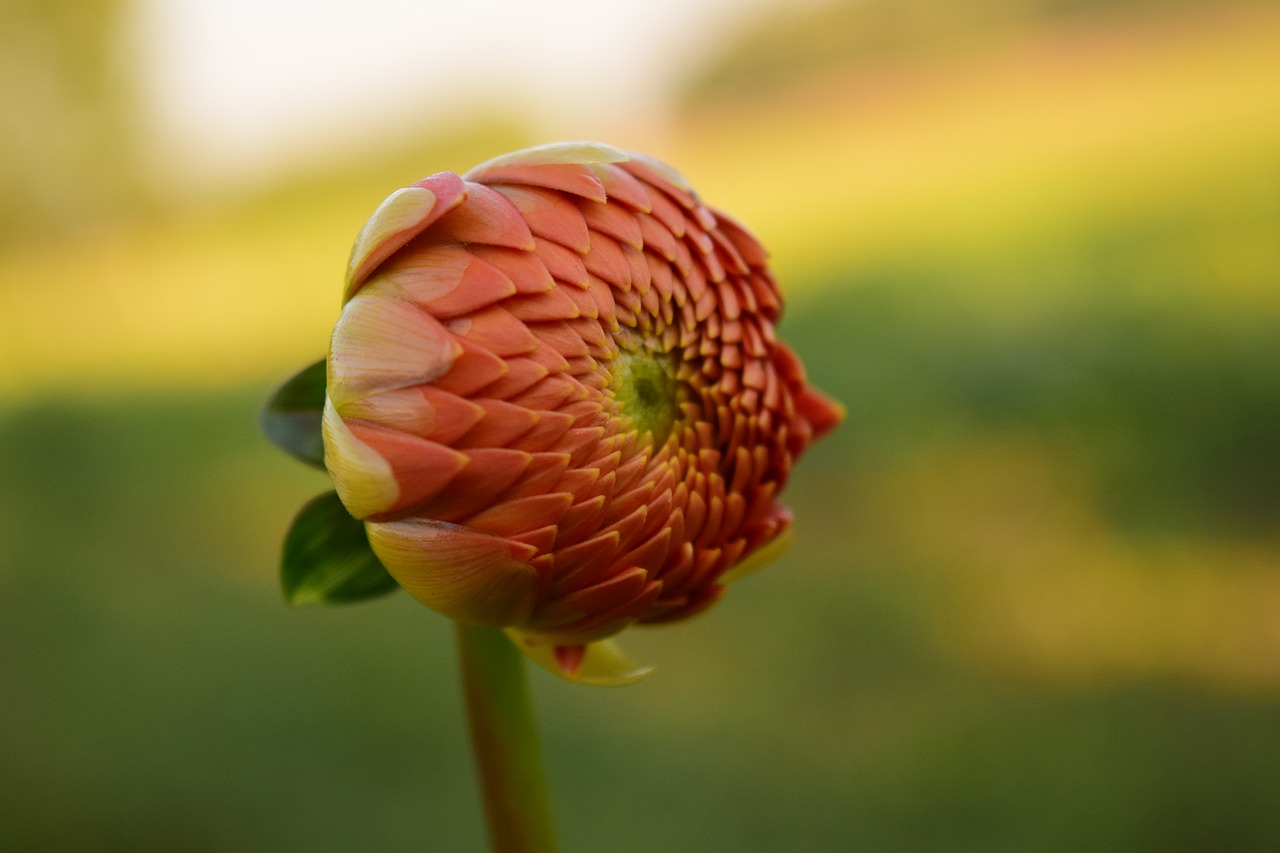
(324, 142, 843, 677)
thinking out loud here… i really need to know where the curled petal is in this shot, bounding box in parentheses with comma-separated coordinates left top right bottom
(344, 173, 467, 299)
(322, 398, 398, 519)
(367, 517, 540, 626)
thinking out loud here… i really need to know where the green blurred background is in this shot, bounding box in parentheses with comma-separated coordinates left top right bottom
(2, 1, 1279, 850)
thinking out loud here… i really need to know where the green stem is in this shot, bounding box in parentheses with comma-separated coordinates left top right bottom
(456, 623, 558, 853)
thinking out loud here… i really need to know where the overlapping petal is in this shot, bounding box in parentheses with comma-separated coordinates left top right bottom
(323, 141, 843, 683)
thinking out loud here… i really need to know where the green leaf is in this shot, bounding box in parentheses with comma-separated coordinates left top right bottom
(260, 359, 327, 469)
(282, 491, 401, 605)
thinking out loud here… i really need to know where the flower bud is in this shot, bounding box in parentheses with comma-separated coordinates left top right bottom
(323, 142, 843, 682)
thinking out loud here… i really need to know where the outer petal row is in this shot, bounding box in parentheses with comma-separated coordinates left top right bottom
(368, 517, 540, 626)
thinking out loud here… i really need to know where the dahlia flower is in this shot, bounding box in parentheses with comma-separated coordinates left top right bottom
(270, 142, 841, 685)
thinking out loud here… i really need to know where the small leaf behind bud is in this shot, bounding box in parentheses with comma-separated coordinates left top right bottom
(261, 359, 327, 469)
(282, 491, 399, 605)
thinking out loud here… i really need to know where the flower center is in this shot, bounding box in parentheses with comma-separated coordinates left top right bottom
(609, 337, 681, 448)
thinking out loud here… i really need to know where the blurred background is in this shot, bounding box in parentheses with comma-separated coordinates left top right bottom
(2, 0, 1279, 849)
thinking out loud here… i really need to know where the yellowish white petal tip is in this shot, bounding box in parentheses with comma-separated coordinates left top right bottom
(345, 186, 438, 299)
(624, 151, 696, 195)
(466, 142, 630, 177)
(321, 397, 399, 519)
(508, 631, 654, 687)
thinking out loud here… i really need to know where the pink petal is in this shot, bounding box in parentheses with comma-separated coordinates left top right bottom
(345, 422, 469, 517)
(476, 356, 550, 400)
(579, 198, 644, 250)
(447, 306, 539, 357)
(412, 446, 533, 521)
(338, 385, 484, 443)
(429, 182, 535, 250)
(491, 185, 591, 253)
(587, 163, 653, 212)
(477, 164, 608, 203)
(454, 398, 540, 448)
(470, 245, 556, 295)
(432, 337, 510, 397)
(531, 237, 589, 287)
(503, 286, 582, 323)
(466, 492, 576, 538)
(553, 495, 609, 548)
(504, 409, 576, 455)
(637, 213, 679, 262)
(505, 450, 572, 497)
(712, 209, 770, 268)
(328, 290, 461, 408)
(379, 245, 518, 318)
(583, 233, 631, 289)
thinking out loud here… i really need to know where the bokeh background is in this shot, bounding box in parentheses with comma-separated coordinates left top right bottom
(3, 0, 1279, 850)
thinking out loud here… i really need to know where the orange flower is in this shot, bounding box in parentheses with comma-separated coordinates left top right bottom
(323, 142, 841, 683)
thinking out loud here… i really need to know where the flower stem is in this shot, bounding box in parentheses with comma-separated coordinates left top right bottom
(456, 623, 558, 853)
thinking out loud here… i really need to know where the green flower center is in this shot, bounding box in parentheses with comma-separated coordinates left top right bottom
(610, 339, 681, 448)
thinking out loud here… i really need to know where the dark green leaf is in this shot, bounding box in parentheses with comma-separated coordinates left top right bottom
(260, 359, 327, 469)
(282, 491, 400, 605)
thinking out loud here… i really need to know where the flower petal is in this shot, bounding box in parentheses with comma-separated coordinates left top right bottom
(492, 185, 591, 253)
(507, 631, 653, 686)
(718, 524, 794, 584)
(429, 182, 536, 250)
(345, 422, 469, 518)
(344, 173, 467, 299)
(328, 289, 461, 408)
(366, 517, 539, 626)
(466, 141, 629, 174)
(322, 397, 399, 519)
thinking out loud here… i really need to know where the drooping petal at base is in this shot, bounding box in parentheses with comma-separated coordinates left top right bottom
(366, 517, 540, 626)
(507, 630, 653, 686)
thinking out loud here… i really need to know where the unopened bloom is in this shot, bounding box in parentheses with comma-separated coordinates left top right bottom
(324, 142, 841, 682)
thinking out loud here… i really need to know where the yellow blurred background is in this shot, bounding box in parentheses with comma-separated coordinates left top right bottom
(3, 0, 1279, 850)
